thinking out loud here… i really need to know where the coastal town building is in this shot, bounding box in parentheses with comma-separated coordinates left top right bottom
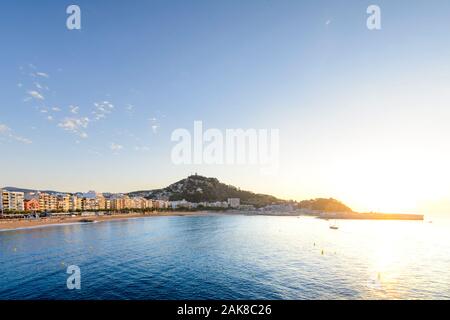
(24, 197, 40, 212)
(124, 196, 133, 210)
(1, 190, 25, 212)
(110, 197, 124, 210)
(70, 195, 82, 211)
(228, 198, 240, 208)
(105, 198, 111, 210)
(1, 188, 238, 214)
(0, 189, 5, 212)
(81, 191, 106, 211)
(57, 194, 71, 212)
(38, 193, 58, 212)
(260, 204, 294, 213)
(97, 194, 105, 210)
(144, 199, 153, 209)
(82, 197, 99, 211)
(108, 195, 155, 210)
(238, 204, 255, 211)
(170, 199, 193, 209)
(198, 201, 228, 208)
(154, 200, 170, 209)
(130, 197, 150, 209)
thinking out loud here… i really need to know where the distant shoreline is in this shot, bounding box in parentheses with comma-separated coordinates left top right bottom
(0, 211, 210, 232)
(317, 212, 424, 221)
(0, 210, 425, 232)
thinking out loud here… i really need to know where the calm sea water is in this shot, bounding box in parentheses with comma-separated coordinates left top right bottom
(1, 214, 450, 300)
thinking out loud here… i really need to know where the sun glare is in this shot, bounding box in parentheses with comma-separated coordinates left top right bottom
(327, 150, 449, 214)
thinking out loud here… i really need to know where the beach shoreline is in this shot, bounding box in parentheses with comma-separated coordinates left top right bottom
(0, 210, 426, 232)
(0, 211, 211, 232)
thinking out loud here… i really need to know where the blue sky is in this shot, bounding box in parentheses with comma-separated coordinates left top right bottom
(1, 0, 450, 214)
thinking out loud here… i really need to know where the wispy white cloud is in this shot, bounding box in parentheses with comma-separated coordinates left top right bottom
(28, 90, 45, 100)
(93, 101, 114, 121)
(14, 136, 32, 144)
(110, 142, 123, 152)
(149, 117, 160, 134)
(69, 105, 79, 114)
(58, 117, 89, 130)
(0, 123, 32, 144)
(0, 124, 9, 133)
(58, 117, 89, 138)
(36, 72, 49, 78)
(125, 104, 134, 113)
(52, 107, 61, 112)
(33, 82, 49, 91)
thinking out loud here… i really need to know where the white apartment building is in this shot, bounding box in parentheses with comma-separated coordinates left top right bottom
(228, 198, 240, 208)
(170, 199, 193, 209)
(1, 189, 25, 212)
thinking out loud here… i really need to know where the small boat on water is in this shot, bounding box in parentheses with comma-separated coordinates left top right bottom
(329, 220, 339, 230)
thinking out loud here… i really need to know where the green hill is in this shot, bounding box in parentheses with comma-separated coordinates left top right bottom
(128, 175, 282, 207)
(297, 198, 353, 213)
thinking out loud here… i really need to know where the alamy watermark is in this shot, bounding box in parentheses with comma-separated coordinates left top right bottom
(66, 265, 81, 290)
(65, 4, 379, 31)
(64, 4, 380, 30)
(171, 121, 280, 175)
(66, 5, 81, 30)
(367, 5, 381, 30)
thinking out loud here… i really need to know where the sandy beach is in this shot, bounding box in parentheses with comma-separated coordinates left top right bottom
(0, 211, 210, 231)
